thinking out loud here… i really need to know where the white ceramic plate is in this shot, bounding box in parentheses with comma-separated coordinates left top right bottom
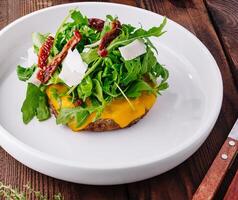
(0, 2, 222, 185)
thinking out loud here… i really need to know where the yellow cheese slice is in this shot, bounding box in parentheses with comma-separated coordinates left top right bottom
(46, 84, 156, 131)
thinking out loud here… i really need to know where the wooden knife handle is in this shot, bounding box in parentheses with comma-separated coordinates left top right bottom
(224, 168, 238, 200)
(192, 137, 238, 200)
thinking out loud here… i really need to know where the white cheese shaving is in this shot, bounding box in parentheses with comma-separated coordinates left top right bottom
(27, 47, 38, 67)
(59, 49, 88, 87)
(28, 68, 41, 86)
(119, 39, 146, 61)
(26, 47, 41, 86)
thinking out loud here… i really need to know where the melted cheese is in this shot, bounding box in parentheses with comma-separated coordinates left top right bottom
(101, 93, 156, 128)
(46, 84, 96, 131)
(46, 84, 69, 111)
(68, 113, 96, 131)
(46, 84, 156, 131)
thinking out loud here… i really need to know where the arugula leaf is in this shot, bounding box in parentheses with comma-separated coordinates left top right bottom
(17, 65, 36, 81)
(126, 80, 154, 98)
(21, 83, 50, 124)
(96, 71, 103, 85)
(100, 15, 115, 38)
(36, 94, 51, 121)
(52, 10, 74, 55)
(75, 109, 90, 126)
(107, 25, 130, 49)
(57, 107, 90, 127)
(49, 87, 62, 106)
(106, 15, 114, 21)
(160, 66, 169, 82)
(56, 104, 106, 128)
(141, 47, 157, 74)
(145, 38, 158, 54)
(131, 18, 167, 38)
(152, 62, 169, 80)
(115, 82, 135, 110)
(32, 32, 49, 53)
(103, 81, 119, 97)
(77, 76, 93, 101)
(157, 82, 169, 91)
(80, 26, 100, 44)
(92, 79, 104, 104)
(81, 48, 99, 64)
(71, 10, 88, 25)
(53, 9, 99, 55)
(84, 58, 103, 77)
(102, 57, 117, 79)
(101, 60, 120, 98)
(21, 83, 40, 124)
(108, 18, 167, 51)
(123, 24, 136, 34)
(121, 58, 142, 85)
(47, 68, 63, 85)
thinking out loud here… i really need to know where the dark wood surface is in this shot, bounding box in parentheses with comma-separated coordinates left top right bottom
(0, 0, 238, 199)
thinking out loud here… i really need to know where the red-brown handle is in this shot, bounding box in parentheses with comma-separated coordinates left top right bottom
(192, 137, 238, 200)
(224, 169, 238, 200)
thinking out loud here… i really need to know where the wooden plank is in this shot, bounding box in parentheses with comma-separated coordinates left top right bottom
(0, 0, 8, 29)
(0, 148, 128, 200)
(206, 0, 238, 87)
(205, 0, 238, 197)
(0, 0, 238, 200)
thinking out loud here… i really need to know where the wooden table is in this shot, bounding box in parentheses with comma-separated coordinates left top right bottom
(0, 0, 238, 199)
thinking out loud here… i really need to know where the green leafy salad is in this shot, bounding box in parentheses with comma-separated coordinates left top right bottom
(16, 9, 169, 131)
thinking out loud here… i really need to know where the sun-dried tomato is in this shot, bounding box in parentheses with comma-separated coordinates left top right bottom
(38, 36, 54, 69)
(36, 70, 44, 82)
(37, 30, 82, 83)
(89, 18, 105, 32)
(74, 99, 83, 107)
(98, 49, 108, 57)
(98, 20, 121, 57)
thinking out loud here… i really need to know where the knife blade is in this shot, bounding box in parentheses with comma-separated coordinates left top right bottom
(229, 118, 238, 140)
(193, 118, 238, 200)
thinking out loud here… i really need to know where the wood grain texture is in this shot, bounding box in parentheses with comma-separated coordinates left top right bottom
(206, 0, 238, 89)
(0, 0, 238, 200)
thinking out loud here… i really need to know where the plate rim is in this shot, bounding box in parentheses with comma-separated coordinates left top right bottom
(0, 2, 223, 170)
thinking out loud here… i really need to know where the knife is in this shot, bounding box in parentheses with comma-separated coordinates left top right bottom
(193, 118, 238, 200)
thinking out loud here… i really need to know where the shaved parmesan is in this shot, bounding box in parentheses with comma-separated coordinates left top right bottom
(26, 47, 40, 86)
(28, 68, 41, 86)
(27, 47, 38, 67)
(119, 39, 146, 61)
(59, 49, 88, 87)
